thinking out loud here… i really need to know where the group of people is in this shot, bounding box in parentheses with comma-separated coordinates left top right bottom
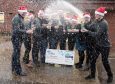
(11, 6, 113, 83)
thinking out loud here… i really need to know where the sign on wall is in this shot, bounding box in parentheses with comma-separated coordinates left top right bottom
(0, 12, 4, 23)
(45, 49, 74, 65)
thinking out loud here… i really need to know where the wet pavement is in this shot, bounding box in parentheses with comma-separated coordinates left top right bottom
(97, 58, 115, 84)
(0, 36, 110, 84)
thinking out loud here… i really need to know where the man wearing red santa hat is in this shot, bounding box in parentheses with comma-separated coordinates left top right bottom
(84, 7, 113, 83)
(23, 10, 35, 67)
(11, 6, 33, 76)
(32, 9, 49, 66)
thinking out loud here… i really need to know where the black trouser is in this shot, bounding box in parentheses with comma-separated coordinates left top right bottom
(77, 49, 91, 65)
(49, 37, 59, 49)
(78, 50, 85, 65)
(23, 34, 31, 64)
(32, 38, 48, 64)
(85, 47, 92, 65)
(59, 33, 67, 50)
(11, 36, 23, 74)
(90, 46, 113, 77)
(68, 33, 76, 50)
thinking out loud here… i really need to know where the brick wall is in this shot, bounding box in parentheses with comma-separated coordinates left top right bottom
(106, 11, 115, 53)
(0, 0, 22, 33)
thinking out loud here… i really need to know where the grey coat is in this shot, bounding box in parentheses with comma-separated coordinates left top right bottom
(88, 19, 111, 47)
(12, 14, 26, 38)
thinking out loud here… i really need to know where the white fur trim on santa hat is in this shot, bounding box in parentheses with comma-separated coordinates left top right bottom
(18, 10, 27, 13)
(72, 19, 77, 22)
(95, 11, 107, 16)
(83, 15, 91, 18)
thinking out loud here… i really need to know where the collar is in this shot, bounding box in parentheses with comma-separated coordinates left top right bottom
(96, 18, 104, 23)
(18, 14, 24, 19)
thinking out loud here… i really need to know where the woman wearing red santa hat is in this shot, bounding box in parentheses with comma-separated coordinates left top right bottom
(84, 7, 113, 83)
(75, 12, 93, 70)
(11, 6, 33, 76)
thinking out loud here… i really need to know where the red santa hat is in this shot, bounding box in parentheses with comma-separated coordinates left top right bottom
(18, 6, 27, 13)
(72, 19, 77, 22)
(72, 15, 78, 19)
(95, 7, 107, 16)
(83, 12, 91, 18)
(64, 14, 71, 21)
(72, 15, 78, 22)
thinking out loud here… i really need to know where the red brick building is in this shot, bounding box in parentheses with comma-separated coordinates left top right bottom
(0, 0, 115, 52)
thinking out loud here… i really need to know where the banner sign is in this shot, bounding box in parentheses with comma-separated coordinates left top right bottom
(45, 49, 74, 65)
(0, 12, 4, 23)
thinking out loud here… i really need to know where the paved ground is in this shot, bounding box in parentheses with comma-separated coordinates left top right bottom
(1, 35, 115, 84)
(0, 36, 101, 84)
(97, 57, 115, 84)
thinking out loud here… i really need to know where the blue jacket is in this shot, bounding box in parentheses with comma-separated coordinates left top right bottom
(75, 24, 87, 51)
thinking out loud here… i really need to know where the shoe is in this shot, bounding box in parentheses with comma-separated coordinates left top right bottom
(75, 63, 82, 69)
(107, 76, 113, 83)
(23, 60, 29, 64)
(35, 63, 40, 67)
(26, 63, 33, 68)
(85, 75, 95, 80)
(75, 63, 79, 66)
(26, 60, 33, 68)
(81, 66, 90, 71)
(12, 71, 27, 76)
(41, 59, 45, 64)
(23, 58, 31, 64)
(18, 72, 27, 76)
(66, 65, 72, 67)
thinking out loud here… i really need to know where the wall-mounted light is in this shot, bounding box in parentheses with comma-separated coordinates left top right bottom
(9, 13, 13, 15)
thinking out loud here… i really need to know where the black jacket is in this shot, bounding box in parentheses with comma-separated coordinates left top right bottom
(12, 14, 26, 38)
(48, 26, 59, 40)
(84, 21, 96, 47)
(87, 19, 111, 47)
(33, 17, 48, 40)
